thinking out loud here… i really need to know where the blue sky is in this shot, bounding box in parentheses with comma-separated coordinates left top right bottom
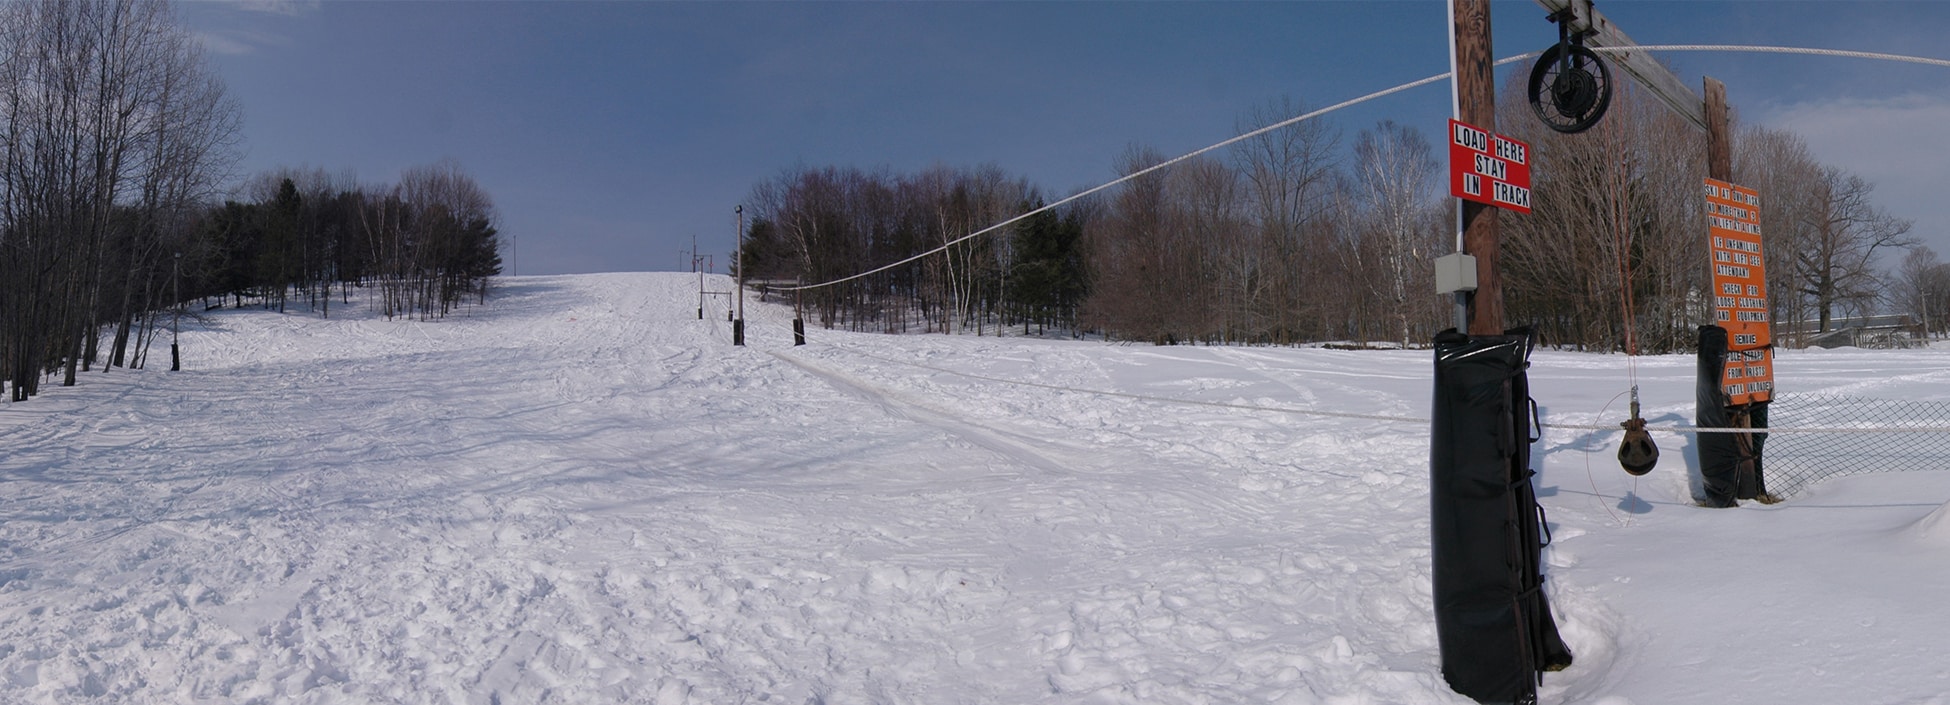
(178, 1, 1950, 277)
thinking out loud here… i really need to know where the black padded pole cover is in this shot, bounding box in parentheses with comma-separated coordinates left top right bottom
(1696, 326, 1738, 506)
(1431, 329, 1572, 704)
(1696, 325, 1769, 506)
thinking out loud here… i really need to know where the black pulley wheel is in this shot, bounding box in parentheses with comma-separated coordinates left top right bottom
(1527, 43, 1612, 134)
(1617, 417, 1659, 476)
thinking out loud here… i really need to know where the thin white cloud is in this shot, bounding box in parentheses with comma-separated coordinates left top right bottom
(191, 26, 293, 56)
(179, 0, 317, 56)
(234, 0, 322, 18)
(1762, 94, 1950, 252)
(191, 29, 253, 56)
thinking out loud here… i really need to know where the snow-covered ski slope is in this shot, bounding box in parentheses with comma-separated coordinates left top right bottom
(4, 272, 1949, 704)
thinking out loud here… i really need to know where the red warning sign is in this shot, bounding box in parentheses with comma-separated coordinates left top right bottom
(1448, 119, 1532, 214)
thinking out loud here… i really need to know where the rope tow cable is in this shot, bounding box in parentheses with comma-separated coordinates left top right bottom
(759, 325, 1950, 436)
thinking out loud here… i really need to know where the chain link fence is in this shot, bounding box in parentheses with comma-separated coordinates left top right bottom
(1764, 393, 1950, 498)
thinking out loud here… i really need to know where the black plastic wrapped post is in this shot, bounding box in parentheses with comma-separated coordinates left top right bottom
(1431, 329, 1573, 704)
(1695, 325, 1769, 506)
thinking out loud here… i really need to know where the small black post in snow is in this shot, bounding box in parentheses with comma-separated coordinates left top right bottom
(693, 234, 705, 320)
(170, 252, 182, 371)
(733, 205, 746, 347)
(793, 282, 805, 346)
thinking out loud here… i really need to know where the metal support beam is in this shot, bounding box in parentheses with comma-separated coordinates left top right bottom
(1532, 0, 1709, 132)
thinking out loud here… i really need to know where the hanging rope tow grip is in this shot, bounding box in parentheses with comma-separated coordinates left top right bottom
(1617, 389, 1659, 476)
(1618, 417, 1659, 476)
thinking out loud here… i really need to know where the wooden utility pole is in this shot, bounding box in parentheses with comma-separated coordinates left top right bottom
(1454, 0, 1502, 335)
(1704, 76, 1733, 180)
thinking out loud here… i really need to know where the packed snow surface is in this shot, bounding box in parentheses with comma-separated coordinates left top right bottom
(4, 272, 1950, 704)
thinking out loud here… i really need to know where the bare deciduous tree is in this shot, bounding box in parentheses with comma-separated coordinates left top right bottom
(1352, 120, 1440, 347)
(1232, 96, 1340, 342)
(1736, 125, 1823, 346)
(1, 0, 240, 400)
(1499, 75, 1710, 352)
(1893, 246, 1950, 339)
(1795, 167, 1914, 332)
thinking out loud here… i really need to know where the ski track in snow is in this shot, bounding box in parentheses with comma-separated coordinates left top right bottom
(3, 272, 1949, 704)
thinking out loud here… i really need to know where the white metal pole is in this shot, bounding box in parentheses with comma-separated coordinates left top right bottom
(1446, 0, 1469, 332)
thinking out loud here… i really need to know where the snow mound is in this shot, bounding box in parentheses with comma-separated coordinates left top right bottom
(1910, 501, 1950, 545)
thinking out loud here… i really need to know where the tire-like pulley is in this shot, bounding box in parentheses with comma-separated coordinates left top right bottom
(1528, 42, 1613, 134)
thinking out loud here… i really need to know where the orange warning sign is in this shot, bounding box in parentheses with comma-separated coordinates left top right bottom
(1705, 178, 1771, 405)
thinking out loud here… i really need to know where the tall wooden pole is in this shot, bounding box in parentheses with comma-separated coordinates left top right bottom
(1704, 76, 1732, 181)
(1454, 0, 1503, 335)
(1701, 74, 1771, 504)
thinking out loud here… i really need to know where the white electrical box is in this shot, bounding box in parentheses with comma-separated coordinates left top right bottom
(1435, 253, 1478, 295)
